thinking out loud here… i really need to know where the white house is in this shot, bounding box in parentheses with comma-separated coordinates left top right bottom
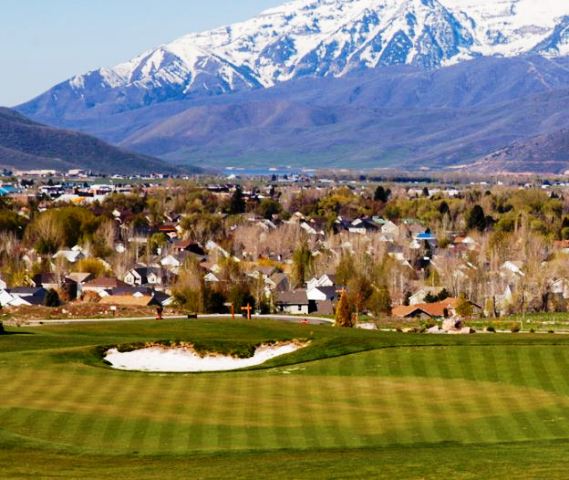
(53, 249, 85, 263)
(307, 286, 337, 302)
(306, 274, 336, 290)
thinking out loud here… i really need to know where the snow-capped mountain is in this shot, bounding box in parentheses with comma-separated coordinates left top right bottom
(20, 0, 569, 117)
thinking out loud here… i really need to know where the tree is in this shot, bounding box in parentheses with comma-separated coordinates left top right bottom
(335, 253, 355, 287)
(228, 186, 246, 215)
(369, 284, 392, 317)
(291, 240, 314, 288)
(466, 205, 487, 232)
(257, 199, 282, 219)
(148, 232, 168, 255)
(374, 186, 390, 203)
(172, 258, 206, 313)
(438, 201, 450, 216)
(454, 294, 474, 318)
(335, 292, 353, 328)
(76, 258, 108, 277)
(44, 289, 61, 308)
(347, 275, 373, 316)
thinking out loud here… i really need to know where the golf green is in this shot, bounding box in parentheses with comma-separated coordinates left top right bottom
(3, 319, 569, 478)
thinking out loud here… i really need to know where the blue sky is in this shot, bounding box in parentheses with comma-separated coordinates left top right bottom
(0, 0, 284, 107)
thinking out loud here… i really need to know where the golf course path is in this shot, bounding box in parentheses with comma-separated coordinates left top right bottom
(11, 314, 334, 327)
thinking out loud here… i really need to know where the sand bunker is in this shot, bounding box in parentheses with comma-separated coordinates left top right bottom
(105, 342, 307, 372)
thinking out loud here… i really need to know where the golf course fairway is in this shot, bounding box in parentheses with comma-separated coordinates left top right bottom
(3, 318, 569, 478)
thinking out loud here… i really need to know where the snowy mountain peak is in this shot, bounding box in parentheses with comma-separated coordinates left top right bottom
(22, 0, 569, 114)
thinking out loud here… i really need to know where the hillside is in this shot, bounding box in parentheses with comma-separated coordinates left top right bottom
(0, 108, 182, 174)
(471, 129, 569, 174)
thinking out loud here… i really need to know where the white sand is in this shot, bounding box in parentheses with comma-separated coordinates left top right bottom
(105, 342, 306, 373)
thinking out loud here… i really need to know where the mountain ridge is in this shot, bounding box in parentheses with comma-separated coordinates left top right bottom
(19, 0, 569, 120)
(0, 108, 184, 174)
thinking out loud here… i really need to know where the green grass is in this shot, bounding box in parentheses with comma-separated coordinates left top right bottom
(3, 319, 569, 478)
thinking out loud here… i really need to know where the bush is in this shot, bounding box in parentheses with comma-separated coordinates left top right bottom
(510, 324, 521, 333)
(529, 328, 536, 333)
(486, 325, 496, 333)
(44, 289, 61, 308)
(0, 321, 4, 334)
(548, 330, 555, 334)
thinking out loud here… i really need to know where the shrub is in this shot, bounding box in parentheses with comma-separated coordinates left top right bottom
(0, 321, 4, 334)
(510, 324, 521, 333)
(44, 289, 61, 308)
(486, 325, 496, 333)
(529, 328, 536, 333)
(548, 330, 555, 334)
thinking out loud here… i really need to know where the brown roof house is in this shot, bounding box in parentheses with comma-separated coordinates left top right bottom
(276, 290, 311, 315)
(82, 277, 128, 297)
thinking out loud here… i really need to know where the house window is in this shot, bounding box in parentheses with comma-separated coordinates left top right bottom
(298, 305, 302, 312)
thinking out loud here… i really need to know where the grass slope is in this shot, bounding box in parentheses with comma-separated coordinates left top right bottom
(3, 319, 569, 478)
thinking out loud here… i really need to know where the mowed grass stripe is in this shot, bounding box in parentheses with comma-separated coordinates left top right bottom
(185, 375, 208, 453)
(101, 371, 148, 452)
(501, 348, 542, 441)
(549, 348, 569, 438)
(528, 348, 569, 439)
(341, 353, 368, 449)
(43, 370, 104, 447)
(321, 355, 350, 449)
(0, 365, 60, 440)
(427, 348, 462, 443)
(157, 375, 188, 453)
(384, 347, 416, 445)
(295, 371, 323, 450)
(406, 348, 440, 444)
(127, 374, 157, 453)
(511, 347, 560, 441)
(480, 347, 518, 442)
(16, 367, 79, 444)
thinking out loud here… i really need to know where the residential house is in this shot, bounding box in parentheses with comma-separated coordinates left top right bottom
(348, 218, 381, 235)
(1, 287, 48, 306)
(53, 248, 85, 264)
(266, 272, 290, 292)
(82, 277, 128, 297)
(275, 290, 311, 315)
(124, 266, 164, 287)
(307, 285, 337, 302)
(392, 297, 482, 320)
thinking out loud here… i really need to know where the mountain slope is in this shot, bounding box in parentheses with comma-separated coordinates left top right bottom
(24, 55, 569, 172)
(19, 0, 569, 122)
(472, 128, 569, 173)
(0, 108, 180, 174)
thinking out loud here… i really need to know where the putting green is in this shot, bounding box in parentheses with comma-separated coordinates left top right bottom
(3, 319, 569, 478)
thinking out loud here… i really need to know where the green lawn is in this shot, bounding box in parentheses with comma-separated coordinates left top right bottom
(3, 319, 569, 478)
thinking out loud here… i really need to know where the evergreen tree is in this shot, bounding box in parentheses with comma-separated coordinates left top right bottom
(335, 292, 353, 328)
(228, 186, 246, 215)
(438, 201, 450, 216)
(466, 204, 487, 232)
(44, 289, 60, 308)
(374, 186, 390, 203)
